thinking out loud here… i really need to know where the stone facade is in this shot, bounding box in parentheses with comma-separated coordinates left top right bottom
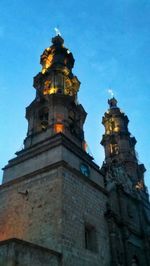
(0, 239, 61, 266)
(0, 34, 150, 265)
(0, 135, 110, 265)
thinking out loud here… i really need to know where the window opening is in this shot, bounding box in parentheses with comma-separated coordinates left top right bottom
(84, 224, 97, 252)
(39, 108, 49, 131)
(110, 143, 119, 155)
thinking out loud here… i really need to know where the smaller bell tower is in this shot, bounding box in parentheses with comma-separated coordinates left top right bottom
(101, 97, 144, 182)
(101, 98, 150, 266)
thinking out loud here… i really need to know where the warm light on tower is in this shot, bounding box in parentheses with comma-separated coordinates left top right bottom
(54, 123, 64, 133)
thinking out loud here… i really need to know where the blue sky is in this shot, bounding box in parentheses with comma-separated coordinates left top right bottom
(0, 0, 150, 191)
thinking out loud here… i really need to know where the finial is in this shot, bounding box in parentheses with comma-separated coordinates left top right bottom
(108, 88, 114, 98)
(52, 26, 64, 46)
(51, 26, 64, 46)
(54, 26, 61, 36)
(108, 97, 118, 109)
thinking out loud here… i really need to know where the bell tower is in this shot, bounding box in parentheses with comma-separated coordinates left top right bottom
(2, 34, 89, 184)
(101, 97, 145, 184)
(101, 98, 150, 266)
(24, 34, 86, 149)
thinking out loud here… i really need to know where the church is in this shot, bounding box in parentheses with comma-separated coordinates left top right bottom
(0, 34, 150, 266)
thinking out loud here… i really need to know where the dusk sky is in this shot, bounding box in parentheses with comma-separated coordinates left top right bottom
(0, 0, 150, 191)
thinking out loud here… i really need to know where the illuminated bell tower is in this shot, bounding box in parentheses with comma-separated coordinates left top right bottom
(24, 34, 86, 149)
(101, 97, 143, 182)
(3, 34, 88, 184)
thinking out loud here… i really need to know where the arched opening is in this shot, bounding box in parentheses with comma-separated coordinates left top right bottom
(39, 107, 49, 131)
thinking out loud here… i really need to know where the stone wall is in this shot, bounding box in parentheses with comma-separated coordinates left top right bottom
(0, 167, 63, 252)
(0, 158, 110, 265)
(61, 167, 110, 266)
(0, 238, 61, 266)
